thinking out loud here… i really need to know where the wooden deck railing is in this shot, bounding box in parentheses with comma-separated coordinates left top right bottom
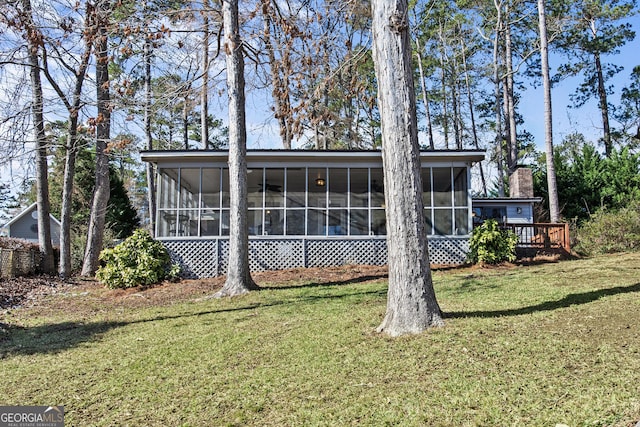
(503, 223, 571, 253)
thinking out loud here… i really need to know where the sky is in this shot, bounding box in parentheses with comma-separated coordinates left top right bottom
(1, 14, 639, 210)
(516, 19, 640, 154)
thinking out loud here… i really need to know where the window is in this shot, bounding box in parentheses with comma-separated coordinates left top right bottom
(155, 164, 470, 238)
(425, 166, 469, 236)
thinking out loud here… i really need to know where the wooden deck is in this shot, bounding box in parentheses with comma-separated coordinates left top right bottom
(504, 223, 571, 253)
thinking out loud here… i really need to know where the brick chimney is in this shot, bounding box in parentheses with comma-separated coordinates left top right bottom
(509, 167, 534, 198)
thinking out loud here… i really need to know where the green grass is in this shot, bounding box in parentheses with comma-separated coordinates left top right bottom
(1, 253, 640, 426)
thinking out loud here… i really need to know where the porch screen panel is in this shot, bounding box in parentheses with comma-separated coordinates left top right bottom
(286, 168, 305, 208)
(453, 167, 469, 235)
(179, 168, 200, 236)
(453, 167, 468, 206)
(350, 169, 368, 208)
(307, 209, 326, 236)
(371, 209, 386, 235)
(370, 168, 385, 207)
(247, 168, 264, 209)
(201, 168, 221, 208)
(221, 168, 230, 208)
(248, 209, 263, 236)
(308, 168, 327, 208)
(158, 168, 179, 237)
(286, 209, 305, 235)
(350, 209, 368, 235)
(433, 168, 452, 207)
(327, 209, 347, 235)
(201, 209, 221, 236)
(422, 168, 433, 234)
(265, 169, 284, 207)
(434, 209, 453, 235)
(285, 168, 305, 235)
(264, 209, 284, 235)
(329, 169, 348, 208)
(455, 209, 469, 235)
(159, 168, 179, 208)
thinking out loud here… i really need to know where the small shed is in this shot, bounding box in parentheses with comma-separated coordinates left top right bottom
(2, 203, 61, 245)
(472, 197, 542, 226)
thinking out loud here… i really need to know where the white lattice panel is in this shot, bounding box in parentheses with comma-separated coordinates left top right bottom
(218, 239, 305, 273)
(249, 240, 304, 272)
(163, 236, 468, 279)
(427, 237, 469, 265)
(162, 240, 218, 279)
(306, 239, 387, 267)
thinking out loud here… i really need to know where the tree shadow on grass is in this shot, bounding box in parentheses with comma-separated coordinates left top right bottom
(262, 274, 388, 291)
(0, 287, 386, 357)
(445, 282, 640, 319)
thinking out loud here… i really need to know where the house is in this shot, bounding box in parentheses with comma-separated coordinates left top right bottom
(141, 149, 485, 278)
(2, 202, 61, 245)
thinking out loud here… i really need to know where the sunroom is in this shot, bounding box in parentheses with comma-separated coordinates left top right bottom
(141, 149, 484, 278)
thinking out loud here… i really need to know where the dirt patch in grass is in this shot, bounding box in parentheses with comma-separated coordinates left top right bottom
(1, 265, 392, 319)
(1, 256, 558, 319)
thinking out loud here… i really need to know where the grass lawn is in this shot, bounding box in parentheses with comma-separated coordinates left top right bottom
(1, 253, 639, 426)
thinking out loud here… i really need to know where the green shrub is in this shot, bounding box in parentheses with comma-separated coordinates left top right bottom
(575, 200, 640, 256)
(96, 229, 180, 289)
(468, 219, 519, 265)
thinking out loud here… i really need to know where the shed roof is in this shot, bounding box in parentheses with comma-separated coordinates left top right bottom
(473, 197, 543, 204)
(140, 149, 485, 164)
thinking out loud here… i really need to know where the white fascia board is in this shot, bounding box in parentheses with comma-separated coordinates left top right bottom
(141, 150, 485, 167)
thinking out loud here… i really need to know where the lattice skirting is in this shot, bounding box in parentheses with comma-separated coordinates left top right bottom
(161, 237, 469, 279)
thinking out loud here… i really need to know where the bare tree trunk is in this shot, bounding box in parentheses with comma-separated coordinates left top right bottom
(538, 0, 560, 222)
(215, 0, 258, 297)
(36, 2, 95, 278)
(439, 23, 449, 150)
(371, 0, 443, 336)
(144, 36, 156, 235)
(452, 63, 462, 150)
(415, 35, 435, 150)
(82, 2, 111, 276)
(493, 0, 505, 197)
(23, 0, 54, 274)
(201, 0, 210, 149)
(460, 33, 488, 196)
(59, 118, 79, 278)
(183, 83, 190, 149)
(504, 13, 518, 174)
(594, 51, 612, 157)
(261, 0, 293, 149)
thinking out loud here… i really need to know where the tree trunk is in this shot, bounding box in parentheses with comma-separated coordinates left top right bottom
(59, 118, 79, 278)
(371, 0, 443, 336)
(439, 23, 449, 150)
(144, 36, 156, 235)
(201, 0, 210, 149)
(493, 1, 505, 197)
(215, 0, 258, 297)
(414, 35, 435, 150)
(504, 14, 518, 174)
(538, 0, 560, 222)
(37, 2, 94, 278)
(261, 0, 293, 150)
(183, 84, 190, 149)
(452, 63, 462, 150)
(23, 0, 55, 274)
(82, 3, 111, 276)
(460, 32, 488, 196)
(594, 51, 612, 157)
